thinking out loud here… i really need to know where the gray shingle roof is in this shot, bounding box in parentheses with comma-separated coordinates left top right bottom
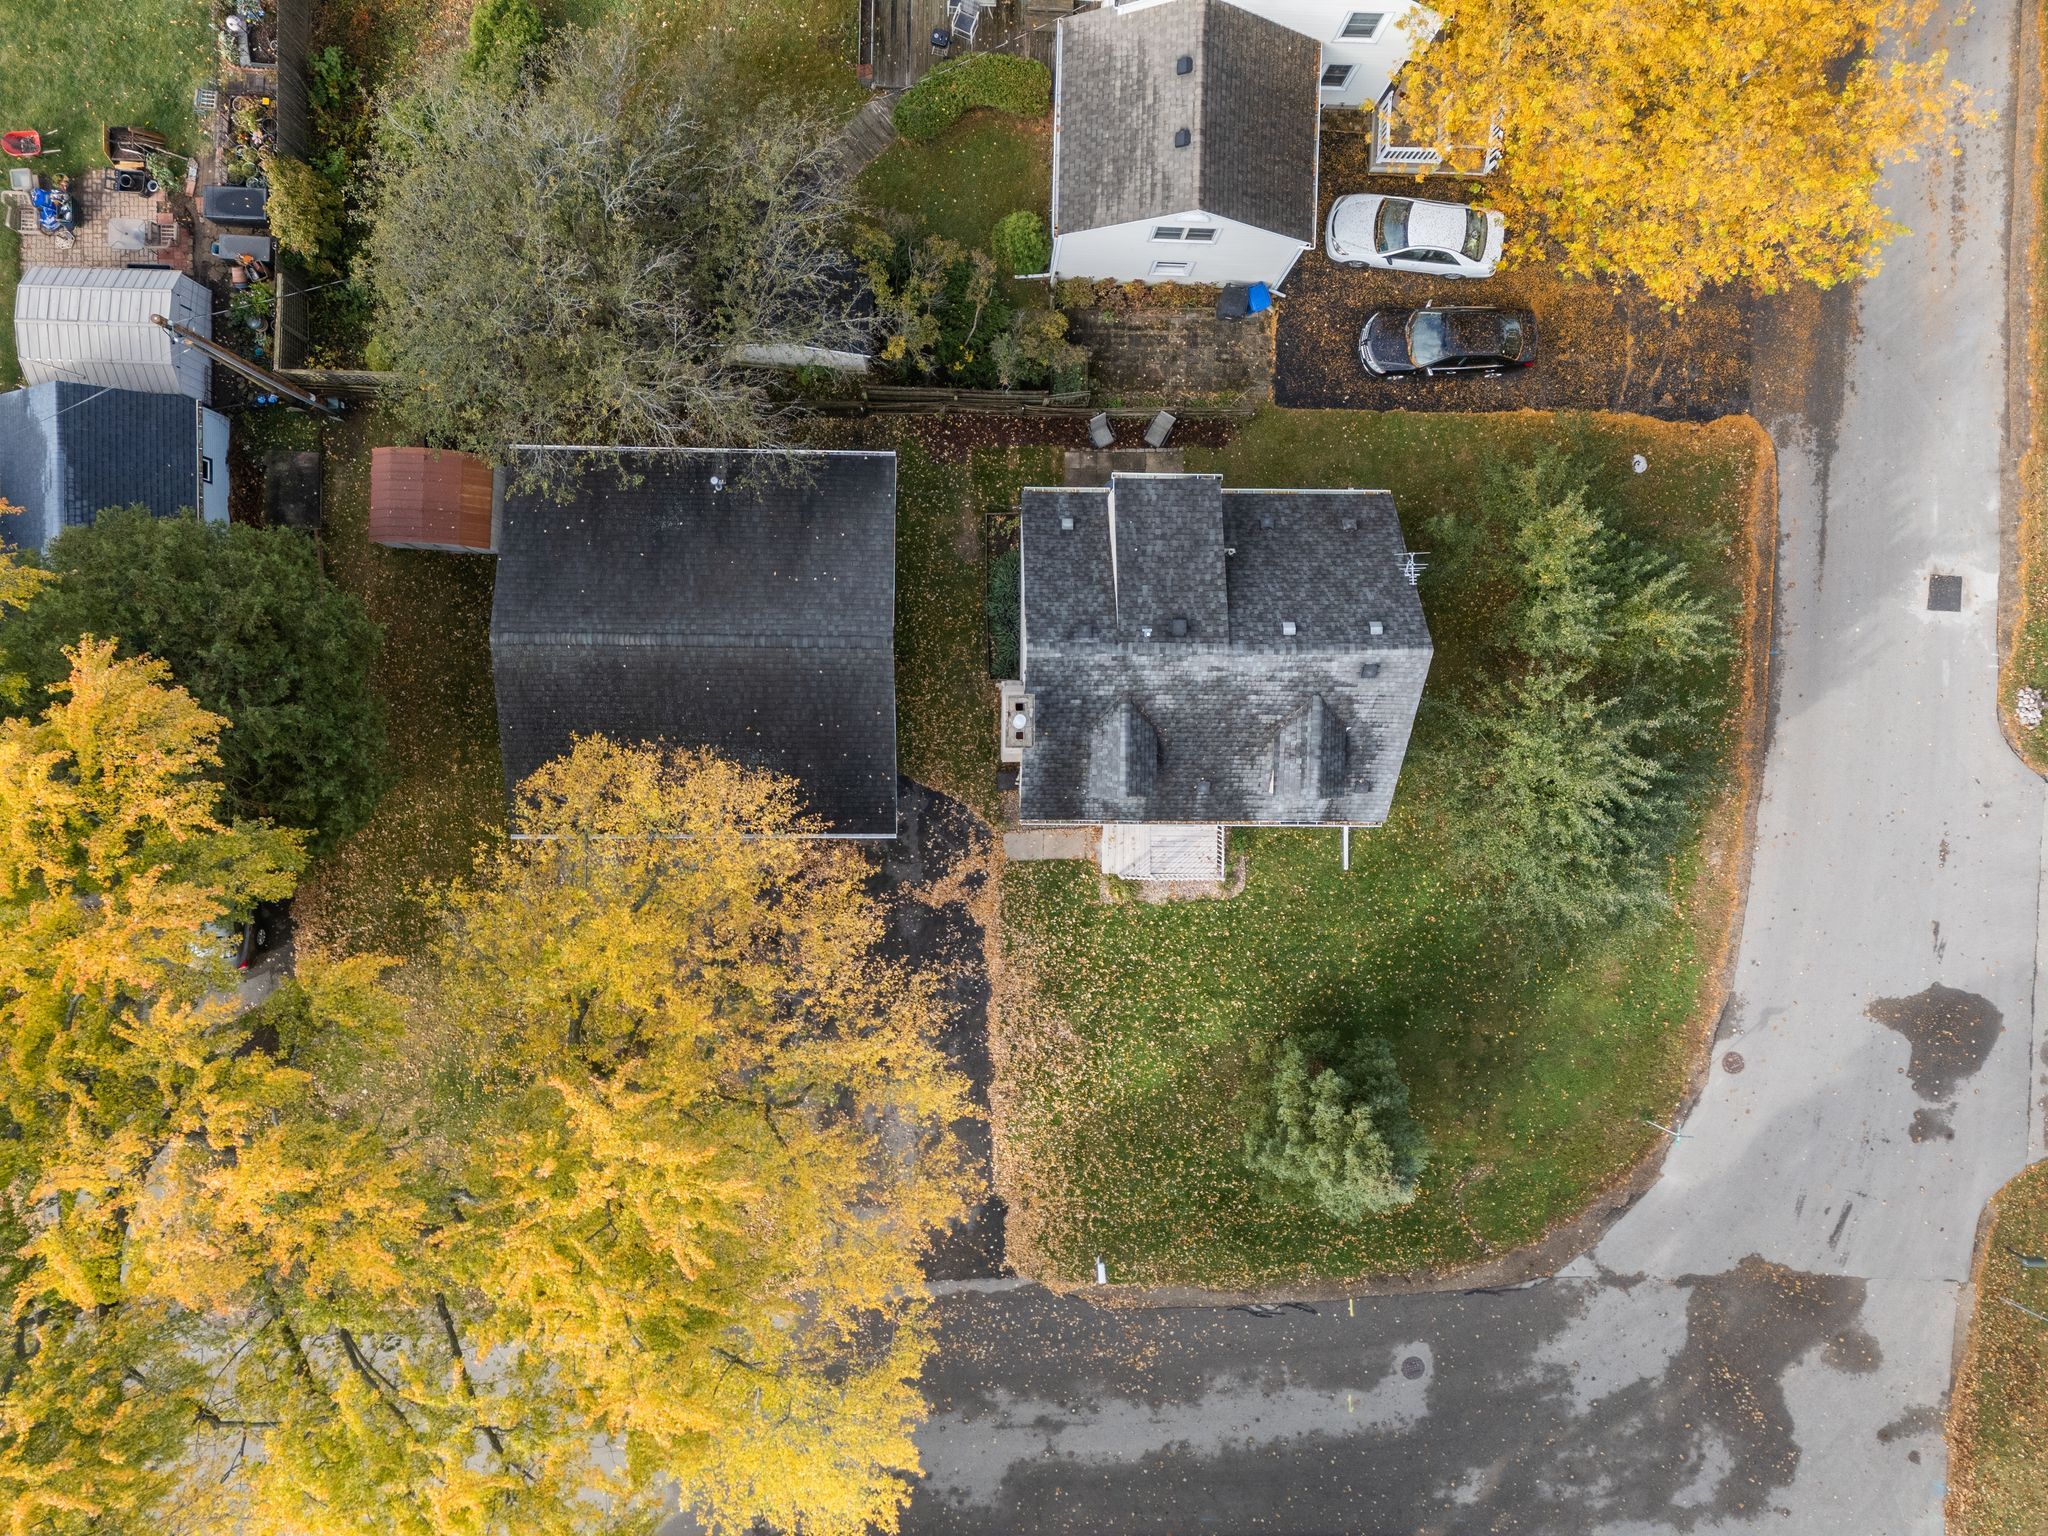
(1053, 0, 1321, 240)
(0, 383, 201, 552)
(491, 448, 899, 835)
(1018, 474, 1431, 826)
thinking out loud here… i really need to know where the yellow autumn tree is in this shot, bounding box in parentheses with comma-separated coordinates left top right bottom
(4, 733, 974, 1536)
(1399, 0, 1966, 305)
(0, 639, 306, 1535)
(411, 739, 978, 1536)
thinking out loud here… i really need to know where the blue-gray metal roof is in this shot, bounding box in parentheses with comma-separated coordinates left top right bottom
(0, 383, 201, 552)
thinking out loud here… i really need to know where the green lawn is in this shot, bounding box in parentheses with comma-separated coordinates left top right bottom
(996, 409, 1766, 1286)
(0, 0, 214, 390)
(0, 229, 18, 387)
(1950, 1163, 2048, 1536)
(289, 412, 502, 958)
(0, 0, 215, 179)
(859, 111, 1051, 251)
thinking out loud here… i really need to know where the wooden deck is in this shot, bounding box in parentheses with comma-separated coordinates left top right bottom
(865, 0, 1068, 92)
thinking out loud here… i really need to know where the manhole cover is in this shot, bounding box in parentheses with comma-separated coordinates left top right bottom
(1928, 574, 1963, 612)
(1722, 1051, 1746, 1074)
(1400, 1356, 1426, 1380)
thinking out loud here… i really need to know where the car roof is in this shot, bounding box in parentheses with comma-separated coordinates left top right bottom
(1404, 199, 1471, 251)
(1441, 308, 1520, 354)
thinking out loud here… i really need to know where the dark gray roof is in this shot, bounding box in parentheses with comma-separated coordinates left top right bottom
(1018, 474, 1431, 826)
(1053, 0, 1321, 240)
(0, 383, 201, 552)
(490, 448, 899, 835)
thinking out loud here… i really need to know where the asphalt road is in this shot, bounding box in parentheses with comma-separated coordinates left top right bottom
(906, 6, 2041, 1531)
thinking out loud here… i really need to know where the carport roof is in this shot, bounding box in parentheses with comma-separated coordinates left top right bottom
(1053, 0, 1320, 241)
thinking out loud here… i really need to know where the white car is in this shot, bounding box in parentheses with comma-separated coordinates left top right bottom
(1325, 194, 1506, 278)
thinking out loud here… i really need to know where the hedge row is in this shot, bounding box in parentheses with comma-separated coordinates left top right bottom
(893, 54, 1051, 141)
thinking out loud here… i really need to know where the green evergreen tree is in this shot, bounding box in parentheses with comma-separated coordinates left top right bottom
(0, 508, 386, 854)
(1246, 1035, 1427, 1221)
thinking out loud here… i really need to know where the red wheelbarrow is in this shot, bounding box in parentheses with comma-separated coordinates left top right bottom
(3, 130, 45, 159)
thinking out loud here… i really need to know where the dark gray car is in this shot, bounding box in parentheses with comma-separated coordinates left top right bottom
(1359, 304, 1538, 377)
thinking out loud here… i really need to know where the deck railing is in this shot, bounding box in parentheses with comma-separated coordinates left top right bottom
(1369, 82, 1504, 176)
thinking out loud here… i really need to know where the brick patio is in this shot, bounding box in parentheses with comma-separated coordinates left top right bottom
(12, 172, 193, 276)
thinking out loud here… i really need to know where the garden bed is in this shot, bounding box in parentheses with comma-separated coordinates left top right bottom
(989, 408, 1770, 1287)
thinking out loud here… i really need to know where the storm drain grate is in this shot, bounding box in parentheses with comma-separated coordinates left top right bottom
(1928, 574, 1963, 612)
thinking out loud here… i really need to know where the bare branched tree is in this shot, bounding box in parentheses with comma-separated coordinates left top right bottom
(365, 22, 868, 470)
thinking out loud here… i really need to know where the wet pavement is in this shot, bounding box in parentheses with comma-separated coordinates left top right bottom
(907, 4, 2041, 1530)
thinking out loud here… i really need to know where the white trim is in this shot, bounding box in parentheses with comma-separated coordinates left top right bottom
(1148, 259, 1195, 278)
(1337, 10, 1385, 40)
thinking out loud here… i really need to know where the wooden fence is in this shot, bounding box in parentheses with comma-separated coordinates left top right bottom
(266, 0, 315, 366)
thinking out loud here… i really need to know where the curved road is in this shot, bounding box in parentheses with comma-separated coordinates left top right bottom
(905, 5, 2041, 1531)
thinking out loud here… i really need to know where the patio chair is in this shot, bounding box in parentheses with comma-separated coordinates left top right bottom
(1088, 412, 1115, 450)
(1143, 410, 1177, 448)
(949, 0, 986, 45)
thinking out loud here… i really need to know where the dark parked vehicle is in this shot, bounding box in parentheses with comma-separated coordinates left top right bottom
(1359, 304, 1537, 377)
(200, 900, 289, 971)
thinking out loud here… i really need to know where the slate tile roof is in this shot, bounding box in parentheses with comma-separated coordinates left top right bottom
(1018, 474, 1431, 826)
(0, 382, 203, 552)
(490, 448, 899, 835)
(1053, 0, 1321, 241)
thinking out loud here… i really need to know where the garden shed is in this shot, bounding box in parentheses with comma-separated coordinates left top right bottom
(368, 447, 500, 552)
(13, 266, 213, 401)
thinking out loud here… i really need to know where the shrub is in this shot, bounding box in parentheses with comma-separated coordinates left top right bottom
(990, 209, 1051, 276)
(893, 54, 1050, 141)
(987, 545, 1021, 677)
(465, 0, 547, 90)
(1245, 1035, 1428, 1221)
(0, 509, 387, 853)
(259, 153, 345, 272)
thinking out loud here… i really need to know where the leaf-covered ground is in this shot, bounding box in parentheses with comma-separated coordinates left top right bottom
(1948, 1162, 2048, 1536)
(890, 436, 1058, 821)
(288, 412, 502, 957)
(994, 409, 1767, 1286)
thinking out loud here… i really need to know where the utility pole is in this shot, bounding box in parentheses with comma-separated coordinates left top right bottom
(150, 314, 342, 416)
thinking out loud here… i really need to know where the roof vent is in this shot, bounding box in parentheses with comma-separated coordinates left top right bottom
(1362, 661, 1382, 679)
(1260, 513, 1274, 529)
(708, 474, 726, 492)
(1169, 615, 1189, 637)
(1060, 514, 1074, 531)
(1173, 127, 1192, 149)
(1139, 624, 1154, 638)
(1368, 620, 1385, 636)
(1341, 516, 1358, 531)
(1281, 620, 1298, 637)
(1176, 54, 1194, 74)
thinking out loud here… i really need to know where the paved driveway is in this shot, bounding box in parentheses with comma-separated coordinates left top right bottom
(909, 5, 2040, 1530)
(1273, 130, 1753, 419)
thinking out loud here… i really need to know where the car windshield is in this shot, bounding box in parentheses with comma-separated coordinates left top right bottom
(1499, 315, 1525, 360)
(1375, 199, 1411, 254)
(1406, 310, 1451, 366)
(1461, 210, 1490, 260)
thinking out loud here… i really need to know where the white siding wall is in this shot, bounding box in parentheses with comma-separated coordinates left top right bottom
(198, 407, 230, 523)
(1052, 212, 1308, 288)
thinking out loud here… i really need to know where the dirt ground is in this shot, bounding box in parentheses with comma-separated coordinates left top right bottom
(1275, 122, 1754, 419)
